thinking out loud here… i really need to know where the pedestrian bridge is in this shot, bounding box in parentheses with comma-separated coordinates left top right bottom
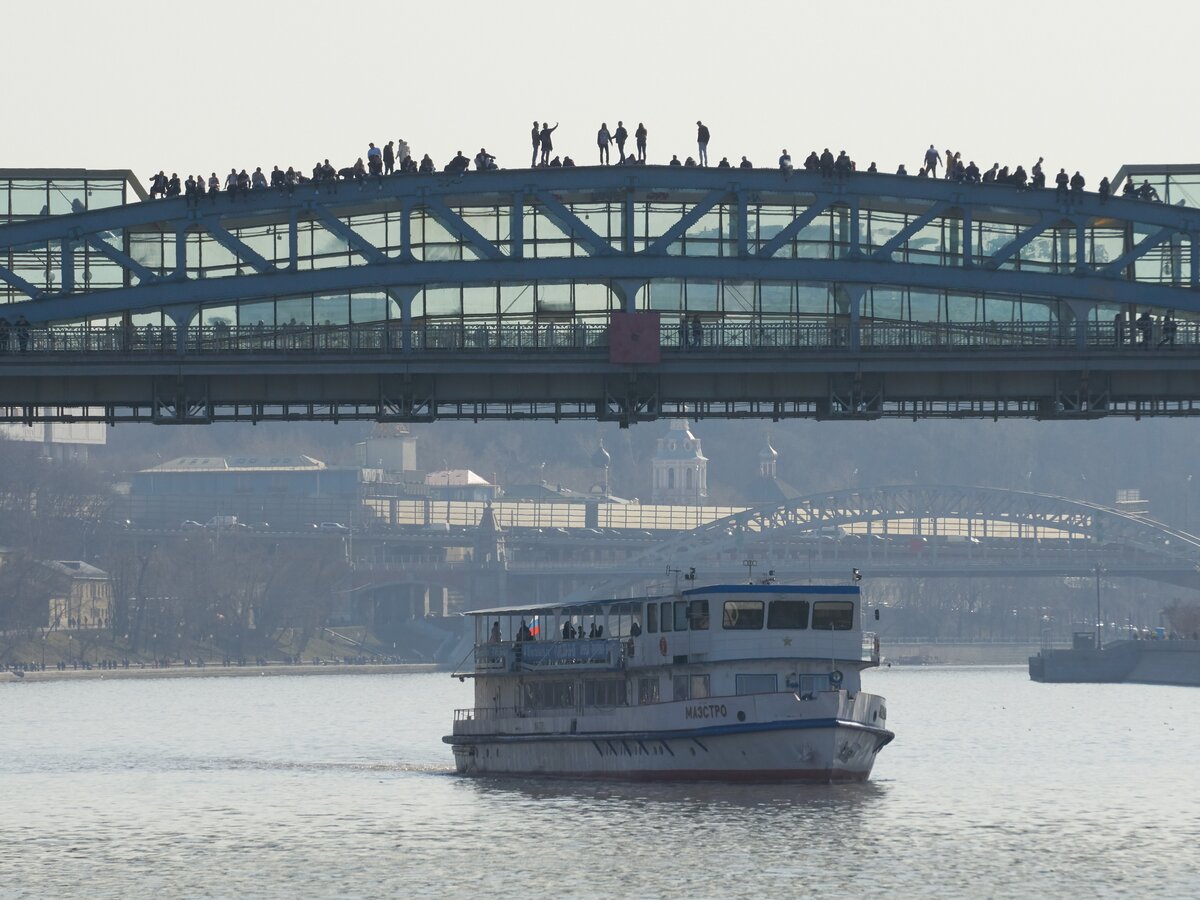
(1, 166, 1199, 424)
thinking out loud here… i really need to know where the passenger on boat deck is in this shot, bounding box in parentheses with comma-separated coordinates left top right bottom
(517, 619, 534, 641)
(490, 621, 502, 643)
(630, 621, 642, 637)
(562, 621, 575, 639)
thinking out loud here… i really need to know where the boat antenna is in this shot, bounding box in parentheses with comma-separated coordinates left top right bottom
(743, 559, 756, 583)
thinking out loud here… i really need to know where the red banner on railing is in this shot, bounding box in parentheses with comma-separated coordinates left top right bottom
(609, 312, 661, 364)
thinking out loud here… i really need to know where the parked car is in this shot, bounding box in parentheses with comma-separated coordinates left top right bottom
(319, 522, 350, 534)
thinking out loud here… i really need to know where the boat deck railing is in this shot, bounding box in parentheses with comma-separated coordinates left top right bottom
(474, 637, 627, 673)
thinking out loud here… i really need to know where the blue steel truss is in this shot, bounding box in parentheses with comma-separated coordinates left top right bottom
(1, 167, 1200, 424)
(0, 167, 1196, 324)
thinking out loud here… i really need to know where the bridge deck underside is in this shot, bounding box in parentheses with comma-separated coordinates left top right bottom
(4, 348, 1200, 423)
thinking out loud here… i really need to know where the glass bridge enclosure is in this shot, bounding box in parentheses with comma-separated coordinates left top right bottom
(2, 166, 1198, 352)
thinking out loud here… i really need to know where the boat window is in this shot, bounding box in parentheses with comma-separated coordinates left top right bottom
(812, 601, 855, 631)
(689, 599, 710, 631)
(673, 600, 690, 631)
(660, 601, 673, 632)
(646, 602, 658, 634)
(672, 674, 712, 701)
(722, 600, 764, 630)
(584, 680, 627, 707)
(768, 599, 810, 629)
(522, 680, 575, 710)
(638, 677, 660, 704)
(672, 674, 689, 701)
(736, 674, 778, 695)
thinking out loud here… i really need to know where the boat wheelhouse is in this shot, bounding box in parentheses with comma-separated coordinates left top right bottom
(444, 578, 894, 781)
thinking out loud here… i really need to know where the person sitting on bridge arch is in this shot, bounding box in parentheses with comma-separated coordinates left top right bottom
(779, 149, 793, 173)
(548, 156, 562, 168)
(1069, 171, 1086, 198)
(475, 148, 497, 171)
(804, 151, 820, 172)
(717, 157, 731, 169)
(834, 150, 853, 176)
(418, 154, 435, 174)
(739, 156, 753, 169)
(684, 157, 698, 167)
(896, 164, 909, 176)
(669, 155, 682, 166)
(1137, 180, 1161, 202)
(982, 163, 999, 184)
(1011, 165, 1028, 189)
(446, 151, 471, 175)
(964, 161, 981, 183)
(252, 167, 268, 190)
(1030, 157, 1046, 189)
(562, 156, 575, 167)
(1098, 176, 1110, 203)
(224, 168, 238, 193)
(867, 162, 878, 173)
(819, 148, 835, 177)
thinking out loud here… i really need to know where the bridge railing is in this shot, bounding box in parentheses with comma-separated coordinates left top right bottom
(1, 318, 1199, 357)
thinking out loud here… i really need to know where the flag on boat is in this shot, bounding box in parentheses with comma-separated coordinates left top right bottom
(529, 616, 540, 638)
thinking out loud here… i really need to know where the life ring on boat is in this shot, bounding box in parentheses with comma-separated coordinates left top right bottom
(659, 636, 668, 656)
(829, 669, 843, 687)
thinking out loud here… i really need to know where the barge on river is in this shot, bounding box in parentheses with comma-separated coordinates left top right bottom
(444, 578, 893, 782)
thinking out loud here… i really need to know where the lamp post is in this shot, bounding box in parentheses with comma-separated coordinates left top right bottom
(1094, 564, 1103, 650)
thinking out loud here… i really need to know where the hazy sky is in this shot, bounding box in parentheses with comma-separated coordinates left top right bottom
(8, 1, 1197, 187)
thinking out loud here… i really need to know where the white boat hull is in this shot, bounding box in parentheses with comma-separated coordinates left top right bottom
(445, 691, 892, 783)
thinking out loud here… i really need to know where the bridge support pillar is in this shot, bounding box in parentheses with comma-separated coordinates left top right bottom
(611, 278, 647, 314)
(165, 305, 198, 353)
(834, 285, 865, 351)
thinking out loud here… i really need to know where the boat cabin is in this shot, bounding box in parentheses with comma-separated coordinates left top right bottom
(459, 584, 879, 719)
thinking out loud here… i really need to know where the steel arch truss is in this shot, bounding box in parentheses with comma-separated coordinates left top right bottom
(568, 484, 1200, 599)
(1, 168, 1198, 327)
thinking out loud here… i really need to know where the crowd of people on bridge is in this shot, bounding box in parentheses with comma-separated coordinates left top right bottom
(142, 117, 1167, 210)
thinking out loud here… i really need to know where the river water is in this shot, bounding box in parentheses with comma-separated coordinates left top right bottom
(1, 666, 1196, 899)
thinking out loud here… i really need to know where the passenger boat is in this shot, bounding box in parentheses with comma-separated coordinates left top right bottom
(443, 575, 894, 782)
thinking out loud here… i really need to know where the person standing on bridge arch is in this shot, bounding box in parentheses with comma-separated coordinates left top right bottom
(696, 121, 710, 167)
(531, 121, 541, 167)
(597, 123, 613, 165)
(613, 121, 628, 163)
(539, 122, 558, 166)
(635, 122, 648, 162)
(923, 145, 942, 178)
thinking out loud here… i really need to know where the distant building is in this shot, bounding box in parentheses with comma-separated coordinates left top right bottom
(355, 424, 418, 476)
(129, 455, 364, 528)
(746, 437, 803, 506)
(424, 469, 499, 503)
(651, 420, 708, 505)
(44, 560, 112, 630)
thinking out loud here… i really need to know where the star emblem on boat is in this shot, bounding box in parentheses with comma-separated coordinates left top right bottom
(783, 637, 793, 646)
